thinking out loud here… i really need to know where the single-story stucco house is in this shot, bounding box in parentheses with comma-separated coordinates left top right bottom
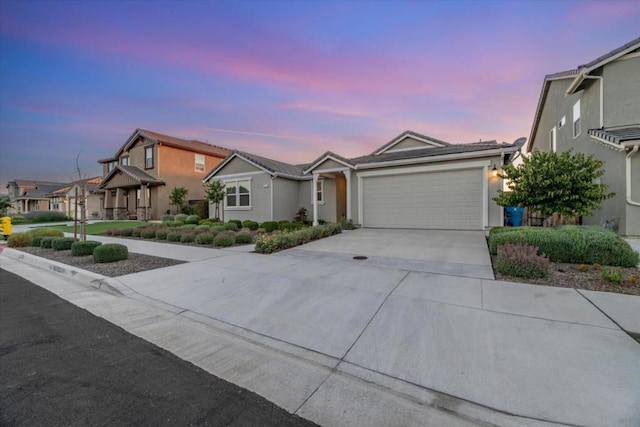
(204, 131, 524, 230)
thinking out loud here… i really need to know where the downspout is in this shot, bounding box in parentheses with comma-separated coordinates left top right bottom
(270, 175, 275, 221)
(627, 145, 640, 206)
(583, 75, 603, 128)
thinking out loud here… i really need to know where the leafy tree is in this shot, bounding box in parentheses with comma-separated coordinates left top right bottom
(169, 187, 189, 214)
(0, 196, 12, 216)
(493, 149, 614, 223)
(205, 181, 225, 220)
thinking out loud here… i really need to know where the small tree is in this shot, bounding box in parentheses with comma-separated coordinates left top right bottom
(205, 181, 225, 220)
(169, 187, 189, 214)
(494, 149, 614, 224)
(0, 196, 11, 216)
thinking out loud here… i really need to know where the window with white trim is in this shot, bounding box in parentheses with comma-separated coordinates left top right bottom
(572, 100, 581, 138)
(145, 146, 154, 169)
(550, 126, 557, 152)
(558, 116, 566, 129)
(121, 156, 129, 166)
(316, 179, 324, 203)
(225, 179, 251, 208)
(195, 154, 205, 172)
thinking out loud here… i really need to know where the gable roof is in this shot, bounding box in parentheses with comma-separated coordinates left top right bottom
(99, 128, 232, 163)
(7, 179, 67, 190)
(372, 130, 450, 155)
(527, 37, 640, 152)
(98, 165, 165, 189)
(15, 183, 69, 200)
(204, 151, 310, 182)
(304, 151, 355, 174)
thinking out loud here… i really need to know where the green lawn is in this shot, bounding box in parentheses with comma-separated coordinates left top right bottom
(52, 221, 150, 235)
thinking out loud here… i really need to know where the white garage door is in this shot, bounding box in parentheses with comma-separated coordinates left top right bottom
(362, 168, 483, 230)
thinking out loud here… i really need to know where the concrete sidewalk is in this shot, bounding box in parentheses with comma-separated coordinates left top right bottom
(2, 235, 639, 426)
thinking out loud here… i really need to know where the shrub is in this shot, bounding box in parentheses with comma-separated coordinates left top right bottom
(167, 231, 182, 242)
(23, 211, 69, 222)
(212, 225, 227, 233)
(185, 215, 200, 225)
(225, 222, 239, 232)
(195, 225, 211, 233)
(340, 218, 355, 230)
(7, 232, 31, 247)
(52, 237, 76, 251)
(195, 232, 215, 245)
(179, 224, 198, 230)
(167, 220, 184, 227)
(117, 228, 134, 236)
(235, 231, 253, 244)
(627, 275, 639, 285)
(242, 220, 259, 231)
(601, 269, 623, 283)
(131, 228, 142, 237)
(261, 221, 278, 232)
(228, 219, 242, 228)
(488, 226, 639, 267)
(255, 223, 341, 254)
(155, 229, 169, 240)
(30, 236, 44, 247)
(140, 228, 157, 239)
(71, 240, 102, 256)
(279, 222, 303, 231)
(40, 237, 57, 248)
(578, 264, 589, 272)
(174, 214, 188, 222)
(214, 232, 235, 247)
(93, 243, 128, 263)
(161, 214, 174, 222)
(180, 233, 195, 243)
(27, 228, 64, 238)
(256, 228, 267, 235)
(496, 243, 549, 279)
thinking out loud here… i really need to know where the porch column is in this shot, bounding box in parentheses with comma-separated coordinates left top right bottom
(312, 172, 319, 226)
(342, 170, 351, 220)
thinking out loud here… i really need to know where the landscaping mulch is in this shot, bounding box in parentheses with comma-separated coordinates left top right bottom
(15, 247, 184, 277)
(491, 255, 640, 296)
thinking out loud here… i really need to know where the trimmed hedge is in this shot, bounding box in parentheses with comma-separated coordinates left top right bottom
(27, 228, 64, 238)
(228, 219, 242, 228)
(161, 214, 174, 222)
(180, 233, 195, 243)
(52, 237, 76, 251)
(185, 215, 200, 225)
(141, 228, 157, 239)
(261, 221, 278, 233)
(195, 232, 215, 245)
(7, 232, 31, 248)
(489, 225, 639, 267)
(31, 236, 45, 247)
(212, 225, 227, 233)
(174, 214, 188, 222)
(167, 231, 182, 242)
(235, 231, 253, 244)
(242, 220, 259, 231)
(71, 240, 102, 256)
(255, 223, 342, 254)
(155, 229, 169, 240)
(93, 243, 128, 263)
(225, 223, 239, 232)
(195, 225, 211, 232)
(40, 237, 57, 248)
(214, 232, 235, 247)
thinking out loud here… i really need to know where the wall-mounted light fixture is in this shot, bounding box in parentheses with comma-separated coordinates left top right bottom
(491, 165, 498, 177)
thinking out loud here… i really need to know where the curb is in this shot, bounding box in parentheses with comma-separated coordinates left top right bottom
(1, 248, 134, 296)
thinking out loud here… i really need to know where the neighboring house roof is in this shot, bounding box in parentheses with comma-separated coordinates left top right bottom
(99, 128, 232, 163)
(98, 165, 165, 189)
(16, 183, 69, 200)
(205, 132, 523, 182)
(46, 177, 104, 197)
(527, 37, 640, 152)
(204, 151, 311, 181)
(372, 130, 450, 155)
(6, 179, 67, 190)
(588, 127, 640, 149)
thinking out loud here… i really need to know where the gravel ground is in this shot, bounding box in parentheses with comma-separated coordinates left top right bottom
(492, 256, 640, 296)
(14, 247, 184, 277)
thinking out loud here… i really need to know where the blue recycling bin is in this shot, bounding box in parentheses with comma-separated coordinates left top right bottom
(505, 207, 524, 227)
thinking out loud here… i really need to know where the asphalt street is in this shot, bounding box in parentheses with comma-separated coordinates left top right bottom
(0, 268, 316, 427)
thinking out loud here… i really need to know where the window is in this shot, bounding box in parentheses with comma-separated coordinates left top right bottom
(225, 179, 251, 208)
(316, 179, 324, 203)
(558, 116, 566, 129)
(121, 156, 129, 166)
(573, 100, 581, 138)
(195, 154, 205, 172)
(550, 126, 557, 152)
(108, 161, 116, 172)
(145, 146, 154, 169)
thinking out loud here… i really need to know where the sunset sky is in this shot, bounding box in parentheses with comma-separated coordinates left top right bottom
(1, 0, 639, 190)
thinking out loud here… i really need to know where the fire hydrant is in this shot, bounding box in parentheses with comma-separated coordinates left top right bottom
(1, 216, 12, 240)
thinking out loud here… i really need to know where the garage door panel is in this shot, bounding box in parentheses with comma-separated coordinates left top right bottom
(362, 169, 483, 230)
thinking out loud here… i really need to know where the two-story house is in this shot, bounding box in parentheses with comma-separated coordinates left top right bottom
(46, 177, 104, 219)
(5, 179, 68, 214)
(526, 37, 640, 237)
(98, 129, 232, 220)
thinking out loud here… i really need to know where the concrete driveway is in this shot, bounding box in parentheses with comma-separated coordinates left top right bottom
(280, 228, 495, 279)
(3, 229, 640, 426)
